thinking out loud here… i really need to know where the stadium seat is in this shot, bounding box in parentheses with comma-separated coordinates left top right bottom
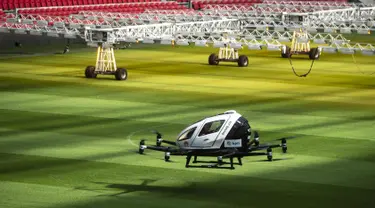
(14, 1, 187, 16)
(0, 9, 5, 22)
(192, 0, 262, 10)
(0, 0, 166, 10)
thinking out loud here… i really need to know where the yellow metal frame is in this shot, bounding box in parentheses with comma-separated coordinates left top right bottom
(290, 29, 310, 53)
(95, 45, 117, 72)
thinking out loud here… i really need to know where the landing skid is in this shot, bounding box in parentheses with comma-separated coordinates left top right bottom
(186, 155, 243, 170)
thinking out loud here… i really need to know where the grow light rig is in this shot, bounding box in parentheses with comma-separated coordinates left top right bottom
(281, 29, 321, 60)
(84, 28, 128, 81)
(208, 33, 249, 67)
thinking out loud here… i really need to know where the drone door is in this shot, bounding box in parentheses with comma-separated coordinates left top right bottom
(190, 116, 227, 148)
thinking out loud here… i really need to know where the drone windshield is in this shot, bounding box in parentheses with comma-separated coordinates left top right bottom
(178, 127, 196, 141)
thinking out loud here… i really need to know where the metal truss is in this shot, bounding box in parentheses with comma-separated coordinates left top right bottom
(73, 10, 209, 24)
(106, 19, 242, 41)
(82, 17, 352, 45)
(261, 1, 354, 7)
(320, 42, 375, 55)
(1, 16, 373, 55)
(202, 1, 353, 12)
(201, 4, 375, 33)
(0, 14, 360, 45)
(11, 11, 372, 35)
(0, 22, 78, 37)
(306, 7, 375, 22)
(70, 9, 374, 34)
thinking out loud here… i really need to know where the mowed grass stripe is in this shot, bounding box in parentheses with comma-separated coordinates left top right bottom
(1, 72, 375, 108)
(0, 152, 374, 208)
(1, 151, 374, 191)
(1, 125, 375, 163)
(1, 76, 374, 122)
(1, 47, 374, 89)
(1, 125, 375, 181)
(0, 181, 231, 208)
(0, 106, 374, 162)
(0, 181, 98, 208)
(1, 95, 374, 142)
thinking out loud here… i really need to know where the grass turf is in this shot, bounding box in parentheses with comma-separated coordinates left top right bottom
(0, 43, 375, 208)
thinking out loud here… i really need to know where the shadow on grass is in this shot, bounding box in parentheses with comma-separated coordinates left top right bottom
(63, 158, 375, 208)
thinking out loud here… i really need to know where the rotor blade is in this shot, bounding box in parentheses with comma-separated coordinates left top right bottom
(151, 130, 162, 137)
(256, 143, 272, 149)
(151, 130, 159, 134)
(221, 151, 238, 158)
(249, 143, 280, 150)
(275, 136, 297, 141)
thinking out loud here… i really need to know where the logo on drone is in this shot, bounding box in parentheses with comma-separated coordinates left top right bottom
(184, 141, 189, 147)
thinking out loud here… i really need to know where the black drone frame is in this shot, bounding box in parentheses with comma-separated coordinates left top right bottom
(138, 131, 294, 169)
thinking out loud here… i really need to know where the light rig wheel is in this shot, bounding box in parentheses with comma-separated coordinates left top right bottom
(139, 140, 145, 154)
(238, 55, 248, 67)
(208, 53, 219, 65)
(115, 68, 128, 81)
(85, 66, 97, 78)
(309, 48, 320, 60)
(267, 148, 273, 161)
(281, 138, 287, 153)
(165, 152, 170, 162)
(281, 46, 291, 58)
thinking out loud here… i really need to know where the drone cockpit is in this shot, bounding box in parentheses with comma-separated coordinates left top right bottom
(175, 110, 251, 150)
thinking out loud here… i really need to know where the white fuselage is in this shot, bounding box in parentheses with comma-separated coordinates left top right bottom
(175, 111, 242, 150)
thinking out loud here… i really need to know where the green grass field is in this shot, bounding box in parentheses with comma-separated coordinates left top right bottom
(0, 43, 375, 208)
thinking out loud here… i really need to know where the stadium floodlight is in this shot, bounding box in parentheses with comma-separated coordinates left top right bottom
(307, 28, 318, 33)
(332, 39, 346, 45)
(126, 37, 138, 43)
(64, 33, 76, 39)
(340, 28, 352, 34)
(47, 31, 59, 38)
(324, 28, 335, 33)
(142, 38, 155, 44)
(358, 29, 370, 35)
(274, 26, 285, 32)
(87, 42, 98, 47)
(338, 48, 355, 54)
(14, 28, 27, 35)
(213, 41, 226, 48)
(0, 27, 9, 33)
(361, 49, 375, 56)
(194, 40, 208, 47)
(313, 39, 326, 44)
(320, 46, 337, 53)
(160, 38, 173, 45)
(278, 37, 290, 42)
(247, 44, 262, 50)
(30, 30, 43, 36)
(230, 42, 242, 49)
(176, 39, 189, 46)
(256, 26, 267, 31)
(267, 44, 281, 51)
(244, 35, 255, 39)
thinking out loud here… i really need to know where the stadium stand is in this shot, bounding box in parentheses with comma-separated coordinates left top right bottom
(0, 0, 190, 11)
(0, 9, 5, 22)
(191, 0, 262, 10)
(15, 2, 187, 16)
(0, 0, 351, 12)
